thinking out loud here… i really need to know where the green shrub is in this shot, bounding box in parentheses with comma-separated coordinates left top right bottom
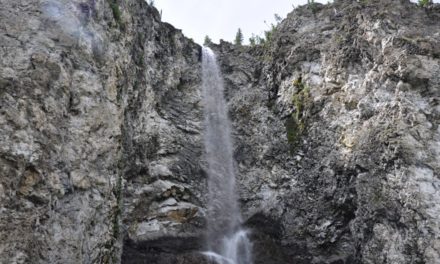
(249, 35, 256, 46)
(418, 0, 430, 6)
(247, 13, 282, 48)
(107, 0, 122, 25)
(264, 24, 276, 44)
(204, 35, 213, 46)
(285, 77, 311, 146)
(285, 116, 301, 144)
(308, 0, 318, 13)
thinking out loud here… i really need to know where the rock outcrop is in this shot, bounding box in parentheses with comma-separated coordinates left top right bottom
(1, 0, 439, 263)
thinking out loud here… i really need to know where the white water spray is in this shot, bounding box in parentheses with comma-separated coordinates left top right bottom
(201, 47, 253, 264)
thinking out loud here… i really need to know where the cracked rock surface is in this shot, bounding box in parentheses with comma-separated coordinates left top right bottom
(1, 0, 439, 263)
(1, 0, 202, 263)
(213, 1, 440, 263)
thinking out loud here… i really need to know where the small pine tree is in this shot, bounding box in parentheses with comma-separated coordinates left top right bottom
(234, 28, 243, 46)
(204, 35, 212, 46)
(256, 36, 265, 45)
(264, 24, 276, 43)
(307, 0, 317, 13)
(249, 35, 256, 46)
(418, 0, 431, 7)
(274, 13, 282, 24)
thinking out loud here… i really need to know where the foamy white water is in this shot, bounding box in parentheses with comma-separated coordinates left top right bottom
(201, 47, 253, 264)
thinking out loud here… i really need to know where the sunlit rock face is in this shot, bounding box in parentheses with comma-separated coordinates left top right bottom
(1, 0, 440, 263)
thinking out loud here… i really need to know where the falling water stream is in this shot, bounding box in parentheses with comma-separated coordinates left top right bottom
(201, 47, 253, 264)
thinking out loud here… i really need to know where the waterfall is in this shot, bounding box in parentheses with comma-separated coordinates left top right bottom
(201, 47, 253, 264)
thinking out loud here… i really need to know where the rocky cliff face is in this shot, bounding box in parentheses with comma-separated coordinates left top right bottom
(1, 0, 439, 263)
(0, 0, 202, 263)
(213, 1, 440, 263)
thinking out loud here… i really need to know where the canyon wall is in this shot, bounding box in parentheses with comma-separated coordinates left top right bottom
(1, 0, 439, 263)
(214, 1, 440, 263)
(0, 0, 202, 263)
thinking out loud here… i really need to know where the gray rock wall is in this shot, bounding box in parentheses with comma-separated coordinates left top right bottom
(0, 0, 202, 263)
(213, 0, 440, 263)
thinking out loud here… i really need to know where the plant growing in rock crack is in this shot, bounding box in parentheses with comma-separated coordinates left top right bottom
(107, 0, 123, 27)
(285, 76, 311, 147)
(108, 1, 120, 20)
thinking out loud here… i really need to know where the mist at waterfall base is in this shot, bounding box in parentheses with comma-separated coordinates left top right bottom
(201, 47, 253, 264)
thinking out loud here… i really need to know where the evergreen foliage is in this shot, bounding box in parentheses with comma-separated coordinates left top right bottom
(249, 35, 256, 46)
(204, 35, 213, 46)
(234, 28, 243, 46)
(418, 0, 430, 6)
